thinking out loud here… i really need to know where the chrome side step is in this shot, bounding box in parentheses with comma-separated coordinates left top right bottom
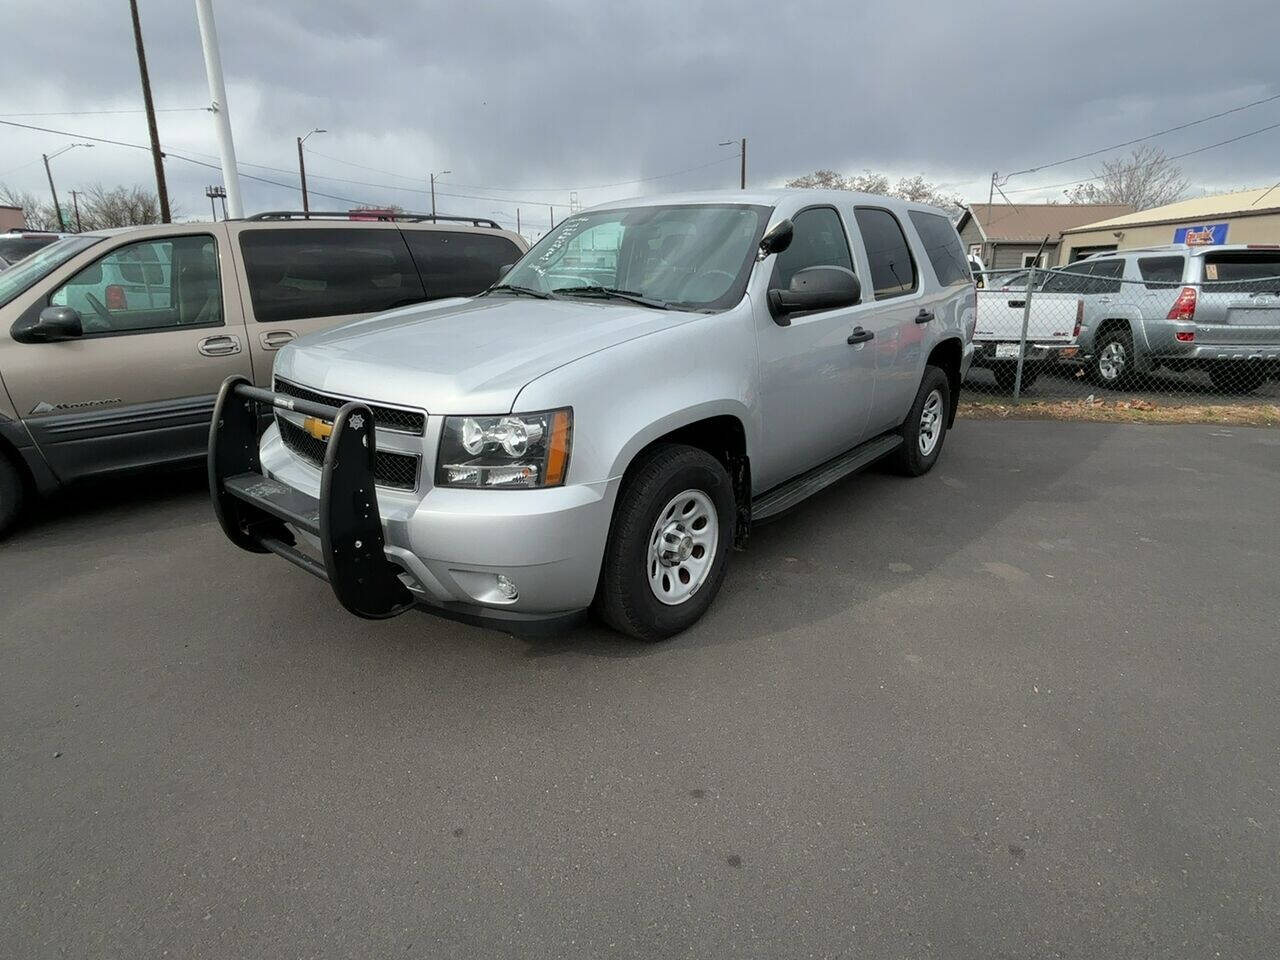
(751, 432, 903, 522)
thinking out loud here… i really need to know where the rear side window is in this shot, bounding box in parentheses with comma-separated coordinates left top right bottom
(853, 208, 917, 299)
(908, 211, 970, 287)
(1089, 259, 1124, 294)
(1138, 256, 1185, 289)
(1042, 262, 1092, 294)
(239, 228, 425, 323)
(402, 230, 524, 299)
(1201, 251, 1280, 293)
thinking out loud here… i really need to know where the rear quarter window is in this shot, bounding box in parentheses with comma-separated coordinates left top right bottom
(1138, 256, 1185, 289)
(907, 211, 970, 287)
(401, 230, 524, 299)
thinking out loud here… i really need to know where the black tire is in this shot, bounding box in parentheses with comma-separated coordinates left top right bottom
(0, 452, 25, 539)
(893, 365, 951, 477)
(1088, 325, 1135, 389)
(991, 360, 1039, 393)
(594, 444, 735, 641)
(1208, 363, 1267, 394)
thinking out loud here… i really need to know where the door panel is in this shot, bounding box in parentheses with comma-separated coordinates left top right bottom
(0, 228, 252, 481)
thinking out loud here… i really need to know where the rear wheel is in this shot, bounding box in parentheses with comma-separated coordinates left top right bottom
(1208, 363, 1268, 394)
(0, 453, 25, 539)
(1089, 326, 1135, 389)
(594, 445, 735, 641)
(893, 365, 951, 477)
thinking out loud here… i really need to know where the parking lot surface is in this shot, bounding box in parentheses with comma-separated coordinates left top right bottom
(3, 420, 1278, 958)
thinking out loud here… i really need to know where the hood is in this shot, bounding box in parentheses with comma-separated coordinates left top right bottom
(273, 295, 705, 414)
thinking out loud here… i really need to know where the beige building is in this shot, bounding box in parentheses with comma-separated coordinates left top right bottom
(0, 205, 26, 232)
(1058, 187, 1280, 263)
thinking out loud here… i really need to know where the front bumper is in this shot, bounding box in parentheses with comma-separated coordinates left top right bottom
(209, 377, 616, 633)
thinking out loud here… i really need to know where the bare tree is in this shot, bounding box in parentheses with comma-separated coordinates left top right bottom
(1066, 146, 1189, 211)
(0, 184, 59, 231)
(78, 183, 169, 229)
(785, 168, 964, 216)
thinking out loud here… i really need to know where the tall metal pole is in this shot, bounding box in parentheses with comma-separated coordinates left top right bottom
(209, 192, 218, 221)
(71, 190, 83, 232)
(548, 205, 554, 229)
(42, 154, 64, 231)
(129, 0, 171, 223)
(740, 137, 747, 190)
(430, 173, 436, 219)
(297, 137, 309, 214)
(516, 208, 520, 235)
(195, 0, 243, 219)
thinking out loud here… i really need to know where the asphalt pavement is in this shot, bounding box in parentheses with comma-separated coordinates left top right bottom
(3, 419, 1278, 959)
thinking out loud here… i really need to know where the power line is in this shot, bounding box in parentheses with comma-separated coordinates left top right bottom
(1003, 119, 1280, 195)
(1004, 90, 1280, 178)
(0, 107, 207, 118)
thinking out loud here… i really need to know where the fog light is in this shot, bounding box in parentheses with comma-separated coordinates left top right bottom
(496, 575, 519, 600)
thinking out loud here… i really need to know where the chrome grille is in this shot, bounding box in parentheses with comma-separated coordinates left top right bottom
(277, 418, 420, 491)
(274, 378, 425, 435)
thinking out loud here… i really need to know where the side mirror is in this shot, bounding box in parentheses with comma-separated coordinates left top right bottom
(768, 266, 860, 323)
(497, 263, 514, 279)
(12, 305, 85, 344)
(758, 219, 794, 259)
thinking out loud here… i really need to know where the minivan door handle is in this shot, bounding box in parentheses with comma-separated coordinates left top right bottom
(847, 326, 875, 345)
(914, 308, 935, 324)
(260, 329, 297, 350)
(197, 334, 241, 357)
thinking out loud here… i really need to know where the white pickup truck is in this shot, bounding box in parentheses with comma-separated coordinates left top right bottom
(969, 266, 1083, 391)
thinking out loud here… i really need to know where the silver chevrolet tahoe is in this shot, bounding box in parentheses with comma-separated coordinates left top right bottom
(210, 190, 975, 640)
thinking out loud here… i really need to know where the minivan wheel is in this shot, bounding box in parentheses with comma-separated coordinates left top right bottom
(594, 444, 735, 641)
(893, 365, 951, 477)
(1089, 327, 1134, 388)
(0, 453, 25, 539)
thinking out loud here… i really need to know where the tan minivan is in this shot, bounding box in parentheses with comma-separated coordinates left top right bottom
(0, 213, 527, 534)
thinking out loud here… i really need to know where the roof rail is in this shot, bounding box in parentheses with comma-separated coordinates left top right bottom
(242, 210, 503, 229)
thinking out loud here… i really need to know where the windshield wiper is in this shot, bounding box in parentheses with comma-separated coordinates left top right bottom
(486, 283, 555, 300)
(553, 285, 670, 310)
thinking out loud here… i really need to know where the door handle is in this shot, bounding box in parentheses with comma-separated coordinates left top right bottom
(197, 334, 241, 357)
(847, 326, 875, 345)
(914, 308, 935, 324)
(260, 329, 297, 350)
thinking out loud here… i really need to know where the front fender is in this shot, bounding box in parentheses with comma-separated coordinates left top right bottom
(511, 302, 760, 486)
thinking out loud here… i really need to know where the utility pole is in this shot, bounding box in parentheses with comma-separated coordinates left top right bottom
(430, 170, 450, 220)
(129, 0, 171, 223)
(42, 154, 64, 230)
(70, 190, 83, 232)
(195, 0, 243, 218)
(549, 205, 554, 230)
(516, 207, 520, 236)
(739, 137, 746, 190)
(297, 138, 309, 213)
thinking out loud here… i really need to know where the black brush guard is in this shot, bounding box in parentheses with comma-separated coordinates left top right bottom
(208, 376, 413, 619)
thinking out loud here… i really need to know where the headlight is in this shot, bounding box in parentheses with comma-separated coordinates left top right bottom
(437, 409, 572, 488)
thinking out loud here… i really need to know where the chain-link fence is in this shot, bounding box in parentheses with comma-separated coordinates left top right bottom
(965, 254, 1280, 407)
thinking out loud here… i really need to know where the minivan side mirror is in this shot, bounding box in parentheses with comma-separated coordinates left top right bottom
(768, 266, 861, 323)
(759, 219, 794, 259)
(12, 305, 85, 344)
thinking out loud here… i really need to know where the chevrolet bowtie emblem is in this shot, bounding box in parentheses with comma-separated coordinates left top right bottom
(302, 416, 333, 440)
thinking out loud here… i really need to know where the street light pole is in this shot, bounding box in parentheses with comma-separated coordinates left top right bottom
(195, 0, 243, 219)
(430, 170, 451, 220)
(719, 138, 747, 189)
(296, 128, 325, 215)
(41, 143, 92, 231)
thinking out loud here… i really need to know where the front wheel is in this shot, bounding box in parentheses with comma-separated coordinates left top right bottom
(893, 365, 951, 476)
(594, 445, 735, 641)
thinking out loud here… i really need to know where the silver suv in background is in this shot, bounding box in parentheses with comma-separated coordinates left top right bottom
(1040, 244, 1280, 391)
(0, 213, 527, 535)
(210, 190, 975, 640)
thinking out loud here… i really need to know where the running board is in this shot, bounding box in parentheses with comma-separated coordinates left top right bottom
(751, 433, 903, 522)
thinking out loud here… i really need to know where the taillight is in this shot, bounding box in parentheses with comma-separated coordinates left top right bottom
(1167, 286, 1197, 321)
(1175, 331, 1195, 342)
(105, 284, 126, 311)
(1073, 299, 1083, 338)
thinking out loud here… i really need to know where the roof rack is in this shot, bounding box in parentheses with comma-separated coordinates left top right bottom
(242, 211, 503, 229)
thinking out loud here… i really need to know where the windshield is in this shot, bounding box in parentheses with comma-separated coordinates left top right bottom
(500, 203, 770, 311)
(0, 235, 103, 309)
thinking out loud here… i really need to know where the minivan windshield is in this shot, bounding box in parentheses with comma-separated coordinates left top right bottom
(0, 235, 103, 309)
(497, 203, 770, 311)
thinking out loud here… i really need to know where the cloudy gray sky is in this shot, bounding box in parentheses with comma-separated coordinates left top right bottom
(2, 0, 1278, 237)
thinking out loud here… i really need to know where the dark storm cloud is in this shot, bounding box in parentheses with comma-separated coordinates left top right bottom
(2, 0, 1278, 231)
